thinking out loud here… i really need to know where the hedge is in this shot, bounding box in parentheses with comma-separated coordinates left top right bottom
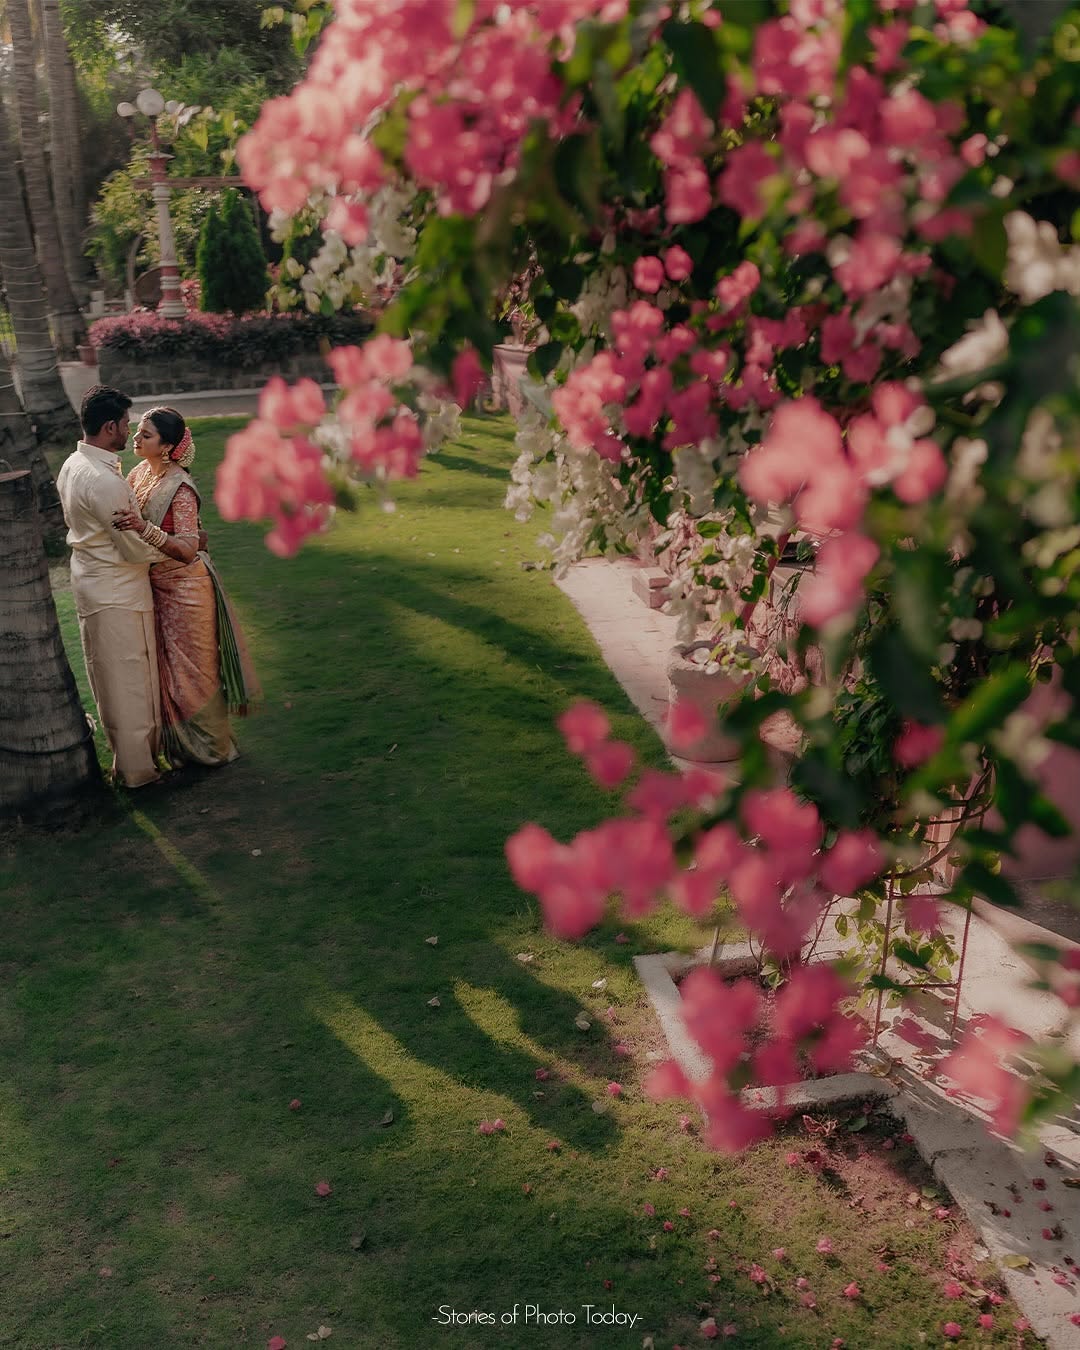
(88, 310, 374, 367)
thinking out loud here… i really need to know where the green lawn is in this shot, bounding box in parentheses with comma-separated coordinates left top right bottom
(1, 416, 1034, 1348)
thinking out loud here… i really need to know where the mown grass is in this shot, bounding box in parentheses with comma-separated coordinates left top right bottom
(1, 415, 1036, 1348)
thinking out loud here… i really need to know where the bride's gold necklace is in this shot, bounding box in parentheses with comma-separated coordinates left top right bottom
(134, 460, 172, 512)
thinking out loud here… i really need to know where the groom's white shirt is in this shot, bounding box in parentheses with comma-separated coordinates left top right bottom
(56, 441, 160, 616)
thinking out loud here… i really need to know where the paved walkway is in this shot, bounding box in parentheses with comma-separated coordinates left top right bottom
(557, 554, 1080, 1346)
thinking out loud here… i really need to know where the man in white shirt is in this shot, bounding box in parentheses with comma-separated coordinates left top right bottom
(56, 386, 163, 788)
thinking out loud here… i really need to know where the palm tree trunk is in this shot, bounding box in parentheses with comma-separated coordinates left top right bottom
(38, 0, 90, 304)
(0, 338, 65, 548)
(6, 0, 87, 358)
(0, 467, 103, 825)
(0, 93, 81, 449)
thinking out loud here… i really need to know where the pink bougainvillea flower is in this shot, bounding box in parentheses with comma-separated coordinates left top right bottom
(940, 1016, 1031, 1136)
(546, 1139, 560, 1151)
(535, 1068, 551, 1081)
(700, 1318, 719, 1340)
(664, 246, 694, 281)
(773, 1248, 786, 1261)
(902, 894, 944, 936)
(632, 256, 666, 294)
(662, 1220, 675, 1232)
(819, 829, 884, 896)
(943, 1280, 963, 1298)
(288, 1098, 301, 1110)
(942, 1323, 962, 1340)
(678, 1114, 693, 1132)
(478, 1120, 496, 1135)
(268, 1338, 288, 1350)
(800, 533, 880, 628)
(585, 740, 636, 790)
(749, 1262, 768, 1284)
(451, 347, 486, 408)
(815, 1236, 834, 1255)
(613, 1042, 630, 1056)
(842, 1282, 860, 1299)
(314, 1180, 332, 1197)
(722, 1326, 737, 1340)
(607, 1082, 624, 1097)
(667, 700, 709, 751)
(643, 1201, 656, 1217)
(557, 700, 610, 755)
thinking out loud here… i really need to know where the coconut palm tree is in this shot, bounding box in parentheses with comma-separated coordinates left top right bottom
(5, 0, 87, 357)
(0, 333, 64, 547)
(38, 0, 89, 304)
(0, 466, 103, 823)
(0, 91, 80, 451)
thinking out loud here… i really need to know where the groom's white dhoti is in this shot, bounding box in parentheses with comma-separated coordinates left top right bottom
(57, 442, 163, 788)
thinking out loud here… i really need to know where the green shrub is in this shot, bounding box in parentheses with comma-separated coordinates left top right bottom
(196, 188, 270, 314)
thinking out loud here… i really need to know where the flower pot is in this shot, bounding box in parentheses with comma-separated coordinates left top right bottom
(491, 342, 534, 417)
(666, 640, 753, 762)
(78, 343, 98, 366)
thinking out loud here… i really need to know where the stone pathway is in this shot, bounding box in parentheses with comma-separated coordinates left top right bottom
(556, 553, 1080, 1347)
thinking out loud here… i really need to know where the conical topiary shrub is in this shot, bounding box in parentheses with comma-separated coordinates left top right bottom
(196, 188, 270, 315)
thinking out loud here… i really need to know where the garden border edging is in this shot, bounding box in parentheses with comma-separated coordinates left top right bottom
(636, 945, 1080, 1347)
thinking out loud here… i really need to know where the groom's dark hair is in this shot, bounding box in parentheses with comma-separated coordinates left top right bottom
(81, 385, 132, 435)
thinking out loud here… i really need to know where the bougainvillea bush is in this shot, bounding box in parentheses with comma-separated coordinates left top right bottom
(88, 308, 373, 363)
(221, 0, 1080, 1142)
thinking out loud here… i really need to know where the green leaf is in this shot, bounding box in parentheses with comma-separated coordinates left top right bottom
(869, 628, 943, 723)
(948, 665, 1030, 745)
(893, 942, 931, 970)
(529, 343, 563, 379)
(451, 0, 475, 40)
(960, 861, 1021, 908)
(971, 212, 1008, 280)
(847, 1114, 868, 1132)
(1017, 942, 1069, 964)
(661, 19, 726, 115)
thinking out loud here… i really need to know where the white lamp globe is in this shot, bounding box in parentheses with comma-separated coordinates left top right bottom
(116, 101, 136, 118)
(135, 88, 166, 117)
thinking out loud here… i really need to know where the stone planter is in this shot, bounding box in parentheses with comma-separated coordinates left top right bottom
(491, 342, 534, 417)
(666, 640, 753, 762)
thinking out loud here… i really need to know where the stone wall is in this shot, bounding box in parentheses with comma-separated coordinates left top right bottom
(97, 349, 333, 397)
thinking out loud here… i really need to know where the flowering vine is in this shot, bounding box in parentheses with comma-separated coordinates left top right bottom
(224, 0, 1080, 1143)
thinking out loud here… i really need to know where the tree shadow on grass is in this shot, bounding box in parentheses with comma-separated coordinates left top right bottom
(426, 448, 514, 481)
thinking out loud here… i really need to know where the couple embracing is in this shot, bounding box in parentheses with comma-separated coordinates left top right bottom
(56, 385, 260, 789)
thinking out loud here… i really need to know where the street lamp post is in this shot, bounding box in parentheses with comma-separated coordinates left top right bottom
(116, 88, 187, 319)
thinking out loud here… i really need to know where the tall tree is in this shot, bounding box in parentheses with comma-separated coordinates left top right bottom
(0, 335, 64, 547)
(0, 92, 80, 453)
(0, 467, 103, 824)
(5, 0, 87, 356)
(38, 0, 90, 303)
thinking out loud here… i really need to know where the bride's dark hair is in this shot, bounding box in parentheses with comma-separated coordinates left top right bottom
(146, 406, 187, 454)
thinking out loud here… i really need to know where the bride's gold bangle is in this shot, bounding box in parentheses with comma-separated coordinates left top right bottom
(140, 522, 168, 549)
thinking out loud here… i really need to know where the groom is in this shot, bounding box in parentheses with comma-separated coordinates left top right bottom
(56, 385, 164, 788)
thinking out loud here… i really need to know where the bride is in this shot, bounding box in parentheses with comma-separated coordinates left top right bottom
(113, 407, 260, 767)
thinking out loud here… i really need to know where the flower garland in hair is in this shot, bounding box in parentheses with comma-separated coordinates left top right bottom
(172, 427, 196, 469)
